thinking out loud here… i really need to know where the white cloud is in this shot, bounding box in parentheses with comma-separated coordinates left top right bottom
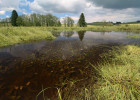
(19, 0, 29, 7)
(6, 15, 9, 18)
(0, 0, 140, 23)
(0, 11, 5, 15)
(0, 0, 20, 11)
(89, 0, 140, 9)
(29, 0, 88, 14)
(0, 0, 29, 13)
(83, 4, 140, 23)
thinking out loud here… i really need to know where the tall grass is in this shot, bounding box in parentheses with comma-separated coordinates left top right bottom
(88, 24, 140, 33)
(35, 45, 140, 100)
(92, 45, 140, 100)
(0, 27, 55, 47)
(47, 24, 140, 33)
(127, 35, 140, 39)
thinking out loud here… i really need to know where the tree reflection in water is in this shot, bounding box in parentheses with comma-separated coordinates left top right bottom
(78, 31, 86, 41)
(63, 31, 74, 37)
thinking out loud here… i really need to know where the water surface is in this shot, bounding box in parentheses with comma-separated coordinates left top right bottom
(0, 31, 140, 100)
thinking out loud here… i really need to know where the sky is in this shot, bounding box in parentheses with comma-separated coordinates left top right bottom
(0, 0, 140, 23)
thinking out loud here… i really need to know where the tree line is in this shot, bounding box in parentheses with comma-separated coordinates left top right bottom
(0, 10, 87, 27)
(11, 10, 62, 27)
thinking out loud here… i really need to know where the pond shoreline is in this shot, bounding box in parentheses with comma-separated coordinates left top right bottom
(1, 25, 140, 47)
(0, 30, 140, 100)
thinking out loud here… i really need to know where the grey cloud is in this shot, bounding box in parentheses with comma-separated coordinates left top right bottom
(29, 0, 87, 14)
(0, 0, 20, 11)
(89, 0, 140, 9)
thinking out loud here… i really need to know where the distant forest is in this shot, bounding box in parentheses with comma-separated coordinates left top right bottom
(88, 20, 140, 26)
(0, 10, 140, 27)
(0, 13, 72, 27)
(0, 10, 87, 27)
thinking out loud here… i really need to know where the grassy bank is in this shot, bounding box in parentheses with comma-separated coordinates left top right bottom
(127, 35, 140, 39)
(36, 45, 140, 100)
(0, 24, 140, 47)
(87, 24, 140, 33)
(92, 45, 140, 100)
(0, 27, 55, 47)
(42, 24, 140, 33)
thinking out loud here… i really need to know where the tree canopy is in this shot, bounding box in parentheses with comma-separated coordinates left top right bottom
(9, 11, 76, 27)
(78, 13, 87, 27)
(15, 13, 62, 27)
(16, 16, 23, 26)
(63, 17, 74, 27)
(11, 10, 18, 26)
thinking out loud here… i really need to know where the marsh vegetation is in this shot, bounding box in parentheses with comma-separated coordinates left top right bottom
(0, 30, 140, 100)
(1, 23, 140, 47)
(0, 10, 140, 100)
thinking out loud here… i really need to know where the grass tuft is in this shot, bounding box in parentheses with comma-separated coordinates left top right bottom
(93, 45, 140, 100)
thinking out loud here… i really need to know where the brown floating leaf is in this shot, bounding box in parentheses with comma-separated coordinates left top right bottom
(11, 96, 16, 100)
(34, 73, 38, 75)
(26, 82, 30, 86)
(20, 86, 23, 90)
(17, 96, 21, 99)
(15, 86, 18, 90)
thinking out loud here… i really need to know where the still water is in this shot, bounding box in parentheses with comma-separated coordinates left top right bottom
(0, 31, 140, 100)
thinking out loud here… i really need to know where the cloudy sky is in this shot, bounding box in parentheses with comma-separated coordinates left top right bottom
(0, 0, 140, 23)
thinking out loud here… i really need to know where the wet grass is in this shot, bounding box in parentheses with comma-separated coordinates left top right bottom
(44, 45, 139, 100)
(127, 35, 140, 39)
(35, 45, 140, 100)
(91, 45, 140, 100)
(67, 45, 140, 100)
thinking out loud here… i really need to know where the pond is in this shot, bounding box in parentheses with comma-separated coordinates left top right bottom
(0, 31, 140, 100)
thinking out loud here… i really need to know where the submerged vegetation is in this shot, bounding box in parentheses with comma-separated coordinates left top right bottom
(0, 27, 140, 99)
(34, 45, 140, 100)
